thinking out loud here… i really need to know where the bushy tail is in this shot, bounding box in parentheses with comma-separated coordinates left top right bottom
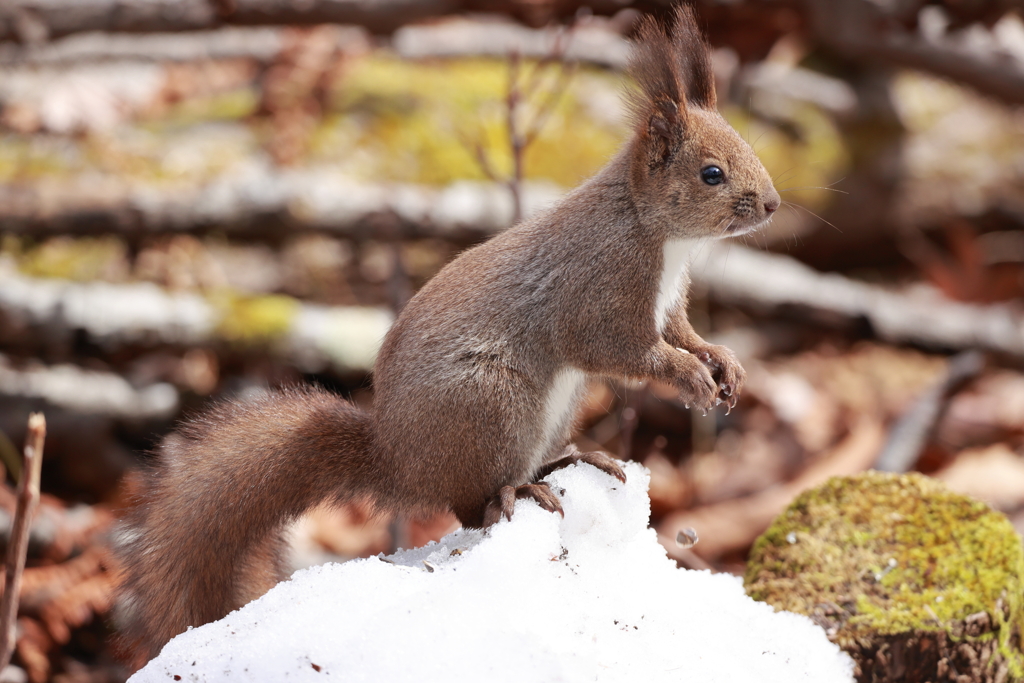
(114, 385, 375, 666)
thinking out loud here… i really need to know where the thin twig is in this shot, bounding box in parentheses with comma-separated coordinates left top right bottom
(506, 49, 524, 225)
(522, 61, 576, 149)
(458, 25, 577, 226)
(0, 413, 45, 672)
(874, 351, 985, 473)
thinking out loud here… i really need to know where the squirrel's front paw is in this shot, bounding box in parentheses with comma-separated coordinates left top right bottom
(674, 352, 719, 414)
(692, 344, 746, 411)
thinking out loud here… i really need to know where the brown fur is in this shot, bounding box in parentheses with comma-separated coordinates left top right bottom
(115, 5, 781, 665)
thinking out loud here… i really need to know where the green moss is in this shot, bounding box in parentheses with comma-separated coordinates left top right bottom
(213, 292, 299, 346)
(745, 472, 1024, 677)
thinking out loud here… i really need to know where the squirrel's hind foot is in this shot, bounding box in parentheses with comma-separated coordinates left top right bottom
(483, 482, 563, 526)
(535, 448, 627, 484)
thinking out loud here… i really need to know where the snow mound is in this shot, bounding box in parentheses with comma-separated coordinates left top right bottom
(131, 461, 854, 683)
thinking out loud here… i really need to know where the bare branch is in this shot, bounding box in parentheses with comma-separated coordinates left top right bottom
(471, 140, 501, 184)
(874, 350, 985, 473)
(806, 0, 1024, 104)
(833, 31, 1024, 104)
(0, 412, 45, 671)
(506, 49, 524, 224)
(522, 60, 576, 149)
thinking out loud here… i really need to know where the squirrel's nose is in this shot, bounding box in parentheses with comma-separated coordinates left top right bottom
(764, 190, 781, 214)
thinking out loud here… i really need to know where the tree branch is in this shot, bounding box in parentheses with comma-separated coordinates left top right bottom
(0, 412, 44, 672)
(805, 0, 1024, 104)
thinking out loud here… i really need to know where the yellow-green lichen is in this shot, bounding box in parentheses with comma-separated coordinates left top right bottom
(213, 292, 299, 346)
(158, 88, 259, 127)
(317, 55, 624, 186)
(10, 236, 129, 282)
(0, 135, 79, 183)
(745, 472, 1024, 677)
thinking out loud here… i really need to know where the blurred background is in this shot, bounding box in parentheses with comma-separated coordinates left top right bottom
(0, 0, 1023, 680)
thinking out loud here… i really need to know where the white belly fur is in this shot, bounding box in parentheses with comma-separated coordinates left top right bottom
(531, 367, 587, 471)
(654, 238, 695, 334)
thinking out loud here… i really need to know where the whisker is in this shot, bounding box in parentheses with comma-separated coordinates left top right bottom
(777, 176, 847, 191)
(783, 200, 842, 233)
(751, 129, 769, 153)
(691, 233, 714, 265)
(697, 218, 733, 277)
(772, 166, 799, 185)
(746, 96, 752, 143)
(778, 187, 848, 195)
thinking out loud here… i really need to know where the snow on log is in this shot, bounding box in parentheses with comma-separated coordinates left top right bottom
(0, 353, 178, 420)
(0, 260, 392, 372)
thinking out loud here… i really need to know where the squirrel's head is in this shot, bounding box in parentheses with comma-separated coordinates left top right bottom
(627, 6, 781, 239)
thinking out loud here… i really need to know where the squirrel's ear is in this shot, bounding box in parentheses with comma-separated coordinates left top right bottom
(646, 98, 683, 165)
(669, 5, 717, 110)
(628, 6, 717, 161)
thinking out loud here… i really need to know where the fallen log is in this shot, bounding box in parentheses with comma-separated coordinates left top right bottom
(695, 243, 1024, 358)
(0, 167, 562, 241)
(0, 262, 392, 372)
(0, 354, 178, 420)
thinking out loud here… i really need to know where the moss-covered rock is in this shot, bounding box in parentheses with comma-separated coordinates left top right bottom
(745, 471, 1024, 683)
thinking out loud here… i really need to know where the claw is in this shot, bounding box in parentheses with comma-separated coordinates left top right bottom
(483, 482, 563, 526)
(516, 482, 564, 517)
(536, 450, 626, 484)
(496, 485, 516, 522)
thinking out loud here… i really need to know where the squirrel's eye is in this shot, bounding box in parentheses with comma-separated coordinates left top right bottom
(701, 166, 725, 185)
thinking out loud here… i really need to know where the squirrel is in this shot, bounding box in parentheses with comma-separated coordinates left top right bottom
(115, 5, 780, 665)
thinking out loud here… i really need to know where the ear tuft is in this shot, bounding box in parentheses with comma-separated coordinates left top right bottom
(669, 4, 717, 110)
(626, 3, 717, 129)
